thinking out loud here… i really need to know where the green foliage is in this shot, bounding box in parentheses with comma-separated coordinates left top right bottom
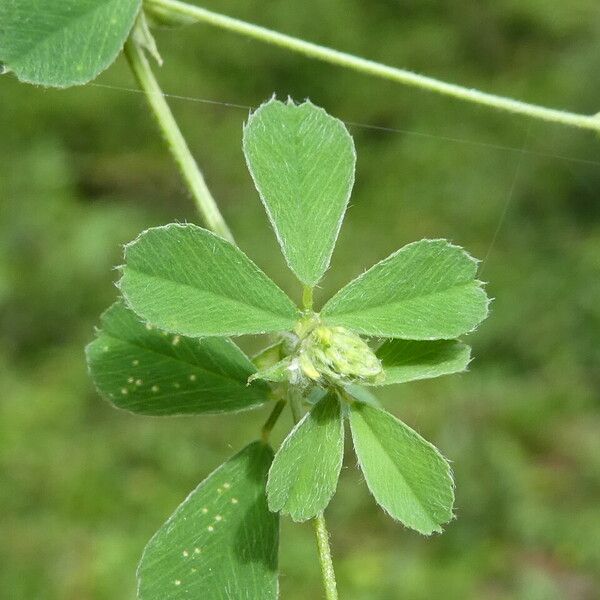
(267, 393, 344, 521)
(243, 98, 355, 286)
(0, 0, 141, 87)
(86, 301, 269, 415)
(85, 96, 490, 596)
(137, 442, 279, 600)
(321, 239, 488, 339)
(3, 2, 600, 597)
(349, 402, 454, 535)
(119, 223, 300, 337)
(374, 339, 471, 385)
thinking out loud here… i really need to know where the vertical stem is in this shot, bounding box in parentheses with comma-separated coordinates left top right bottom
(288, 385, 304, 424)
(302, 285, 314, 311)
(123, 37, 234, 242)
(287, 386, 339, 599)
(313, 512, 339, 600)
(261, 399, 286, 442)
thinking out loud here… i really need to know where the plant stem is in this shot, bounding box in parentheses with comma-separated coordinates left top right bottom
(288, 386, 304, 424)
(313, 512, 339, 600)
(302, 285, 314, 311)
(286, 386, 339, 598)
(147, 0, 600, 133)
(123, 35, 234, 242)
(261, 399, 286, 442)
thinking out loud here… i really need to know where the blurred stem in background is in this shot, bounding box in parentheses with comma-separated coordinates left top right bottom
(146, 0, 600, 133)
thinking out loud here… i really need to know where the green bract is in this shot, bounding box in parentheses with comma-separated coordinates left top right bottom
(87, 97, 490, 597)
(0, 0, 141, 87)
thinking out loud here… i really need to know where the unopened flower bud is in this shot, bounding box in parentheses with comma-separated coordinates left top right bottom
(299, 325, 384, 384)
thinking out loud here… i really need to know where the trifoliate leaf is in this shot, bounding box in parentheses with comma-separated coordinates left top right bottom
(372, 339, 471, 385)
(349, 402, 454, 535)
(119, 224, 300, 337)
(0, 0, 141, 87)
(85, 301, 269, 415)
(138, 442, 279, 600)
(267, 393, 344, 522)
(321, 239, 489, 339)
(243, 98, 356, 286)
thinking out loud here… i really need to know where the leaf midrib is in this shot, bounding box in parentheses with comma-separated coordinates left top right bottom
(324, 279, 482, 317)
(124, 267, 298, 323)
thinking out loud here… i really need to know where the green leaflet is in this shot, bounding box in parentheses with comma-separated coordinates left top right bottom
(85, 301, 269, 415)
(137, 442, 279, 600)
(349, 402, 454, 535)
(119, 224, 300, 337)
(243, 98, 356, 286)
(0, 0, 141, 87)
(321, 239, 489, 339)
(373, 339, 471, 385)
(267, 393, 344, 522)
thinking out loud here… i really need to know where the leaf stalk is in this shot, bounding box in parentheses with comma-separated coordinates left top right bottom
(261, 399, 286, 442)
(313, 512, 339, 600)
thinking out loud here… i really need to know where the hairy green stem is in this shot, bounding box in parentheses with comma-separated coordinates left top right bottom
(147, 0, 600, 133)
(124, 35, 234, 241)
(313, 512, 339, 600)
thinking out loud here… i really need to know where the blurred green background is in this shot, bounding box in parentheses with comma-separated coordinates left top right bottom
(1, 1, 599, 598)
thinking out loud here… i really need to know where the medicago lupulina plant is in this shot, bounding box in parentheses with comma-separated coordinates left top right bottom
(85, 97, 490, 598)
(17, 1, 600, 597)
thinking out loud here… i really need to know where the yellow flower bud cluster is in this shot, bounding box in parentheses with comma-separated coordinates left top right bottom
(298, 324, 384, 385)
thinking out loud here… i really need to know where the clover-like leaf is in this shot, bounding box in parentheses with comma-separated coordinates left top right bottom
(372, 339, 471, 385)
(321, 239, 489, 339)
(243, 98, 356, 286)
(86, 301, 269, 415)
(138, 442, 279, 600)
(267, 393, 344, 522)
(119, 224, 300, 337)
(349, 402, 454, 535)
(0, 0, 141, 87)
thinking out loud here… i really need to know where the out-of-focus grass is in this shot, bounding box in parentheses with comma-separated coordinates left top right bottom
(1, 1, 599, 598)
